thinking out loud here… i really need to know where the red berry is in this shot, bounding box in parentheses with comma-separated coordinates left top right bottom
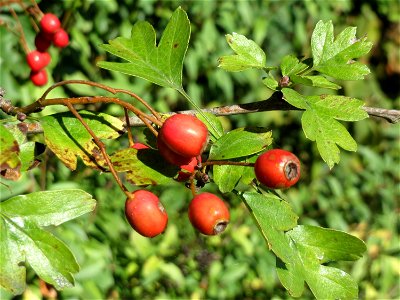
(34, 32, 52, 52)
(188, 192, 230, 235)
(26, 50, 51, 72)
(52, 29, 69, 48)
(157, 137, 193, 166)
(40, 13, 61, 34)
(254, 149, 300, 189)
(125, 190, 168, 238)
(131, 142, 149, 150)
(158, 114, 208, 158)
(30, 69, 48, 86)
(177, 156, 201, 182)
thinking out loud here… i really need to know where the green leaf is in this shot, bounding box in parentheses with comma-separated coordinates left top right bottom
(218, 32, 267, 71)
(0, 190, 97, 226)
(98, 7, 190, 90)
(262, 73, 279, 91)
(0, 190, 96, 295)
(242, 193, 365, 299)
(291, 75, 341, 90)
(196, 112, 224, 142)
(280, 55, 309, 76)
(209, 128, 272, 160)
(311, 21, 372, 80)
(0, 125, 21, 179)
(111, 148, 177, 186)
(213, 164, 245, 193)
(287, 225, 366, 263)
(282, 88, 368, 168)
(40, 111, 124, 170)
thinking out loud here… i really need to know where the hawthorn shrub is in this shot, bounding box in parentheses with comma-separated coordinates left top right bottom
(1, 1, 399, 299)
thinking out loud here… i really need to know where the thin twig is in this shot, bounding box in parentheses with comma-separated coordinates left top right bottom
(124, 108, 134, 147)
(65, 101, 130, 197)
(38, 80, 163, 125)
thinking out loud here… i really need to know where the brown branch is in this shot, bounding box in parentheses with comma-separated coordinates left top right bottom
(1, 91, 399, 133)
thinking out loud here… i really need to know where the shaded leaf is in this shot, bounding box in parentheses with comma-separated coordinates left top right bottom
(0, 125, 21, 180)
(41, 111, 124, 170)
(98, 7, 190, 90)
(111, 148, 177, 186)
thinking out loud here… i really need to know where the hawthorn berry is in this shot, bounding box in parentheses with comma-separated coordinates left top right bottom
(26, 50, 51, 72)
(30, 69, 48, 86)
(157, 137, 193, 166)
(125, 190, 168, 238)
(188, 192, 230, 235)
(40, 13, 61, 34)
(254, 149, 300, 189)
(158, 114, 208, 158)
(34, 32, 52, 52)
(52, 29, 69, 48)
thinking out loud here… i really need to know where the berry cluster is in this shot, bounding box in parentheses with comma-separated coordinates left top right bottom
(27, 13, 69, 86)
(124, 114, 301, 238)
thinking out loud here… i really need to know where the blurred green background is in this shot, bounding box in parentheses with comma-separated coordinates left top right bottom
(0, 0, 399, 299)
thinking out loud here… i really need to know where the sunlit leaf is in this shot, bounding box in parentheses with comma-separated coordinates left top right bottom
(41, 111, 124, 170)
(311, 20, 372, 80)
(98, 7, 190, 90)
(0, 190, 96, 295)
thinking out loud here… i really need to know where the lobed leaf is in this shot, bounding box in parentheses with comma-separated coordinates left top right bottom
(218, 32, 267, 72)
(0, 190, 96, 295)
(242, 193, 365, 299)
(311, 20, 372, 80)
(282, 88, 367, 168)
(98, 7, 190, 90)
(41, 111, 124, 170)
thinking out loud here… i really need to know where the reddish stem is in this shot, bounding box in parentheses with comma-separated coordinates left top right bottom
(65, 101, 130, 198)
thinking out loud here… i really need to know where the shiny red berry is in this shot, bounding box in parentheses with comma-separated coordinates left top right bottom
(158, 114, 208, 158)
(30, 69, 48, 86)
(254, 149, 300, 189)
(52, 29, 69, 48)
(157, 137, 193, 166)
(188, 192, 230, 235)
(26, 50, 51, 72)
(34, 32, 52, 52)
(40, 13, 61, 34)
(125, 190, 168, 238)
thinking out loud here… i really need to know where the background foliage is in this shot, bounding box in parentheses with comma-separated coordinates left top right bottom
(1, 0, 399, 299)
